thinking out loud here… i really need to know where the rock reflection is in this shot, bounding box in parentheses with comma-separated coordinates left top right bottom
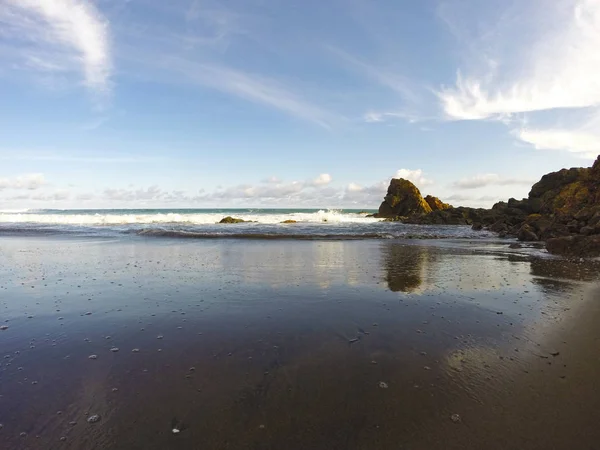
(382, 243, 437, 293)
(530, 258, 600, 294)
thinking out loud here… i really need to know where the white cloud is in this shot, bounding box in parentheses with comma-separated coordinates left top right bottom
(0, 174, 46, 190)
(347, 182, 364, 192)
(363, 111, 422, 124)
(517, 128, 600, 159)
(439, 0, 600, 120)
(394, 169, 433, 188)
(312, 173, 332, 186)
(453, 173, 534, 190)
(0, 0, 112, 93)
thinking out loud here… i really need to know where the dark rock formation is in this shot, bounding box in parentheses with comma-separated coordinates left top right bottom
(546, 235, 600, 258)
(219, 216, 246, 224)
(376, 179, 432, 218)
(375, 155, 600, 257)
(517, 224, 539, 242)
(424, 195, 452, 212)
(281, 220, 297, 224)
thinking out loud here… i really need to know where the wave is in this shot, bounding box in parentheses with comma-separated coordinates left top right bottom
(0, 209, 378, 226)
(136, 229, 392, 240)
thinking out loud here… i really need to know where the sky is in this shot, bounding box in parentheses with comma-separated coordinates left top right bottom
(0, 0, 599, 210)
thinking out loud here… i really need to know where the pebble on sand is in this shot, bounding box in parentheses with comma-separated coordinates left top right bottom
(172, 428, 180, 434)
(88, 355, 98, 360)
(87, 414, 101, 424)
(132, 348, 140, 353)
(110, 348, 119, 352)
(379, 381, 389, 389)
(451, 414, 461, 423)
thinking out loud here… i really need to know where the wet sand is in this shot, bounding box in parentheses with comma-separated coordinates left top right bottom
(0, 237, 599, 450)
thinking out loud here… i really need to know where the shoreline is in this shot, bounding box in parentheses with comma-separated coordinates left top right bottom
(0, 237, 598, 449)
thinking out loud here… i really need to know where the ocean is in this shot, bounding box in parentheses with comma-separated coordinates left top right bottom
(0, 208, 494, 240)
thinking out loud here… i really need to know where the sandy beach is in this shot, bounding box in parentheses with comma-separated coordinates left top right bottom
(0, 236, 599, 450)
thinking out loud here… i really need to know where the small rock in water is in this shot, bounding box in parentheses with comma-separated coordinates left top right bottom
(131, 348, 140, 353)
(451, 414, 461, 423)
(110, 348, 119, 352)
(88, 355, 98, 360)
(379, 381, 389, 389)
(87, 414, 101, 424)
(172, 428, 180, 434)
(0, 326, 9, 331)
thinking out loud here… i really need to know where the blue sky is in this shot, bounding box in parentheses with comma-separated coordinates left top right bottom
(0, 0, 598, 209)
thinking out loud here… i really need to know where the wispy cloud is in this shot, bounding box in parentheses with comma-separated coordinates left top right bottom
(0, 0, 112, 93)
(158, 57, 341, 128)
(516, 128, 600, 160)
(200, 173, 335, 202)
(329, 46, 420, 104)
(436, 0, 600, 161)
(438, 0, 600, 120)
(0, 174, 46, 190)
(453, 174, 534, 190)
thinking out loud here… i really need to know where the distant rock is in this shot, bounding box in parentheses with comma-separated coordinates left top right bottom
(424, 195, 452, 211)
(219, 216, 246, 224)
(376, 178, 432, 218)
(281, 220, 297, 224)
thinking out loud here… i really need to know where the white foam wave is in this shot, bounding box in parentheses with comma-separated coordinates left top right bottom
(0, 210, 381, 226)
(0, 208, 30, 213)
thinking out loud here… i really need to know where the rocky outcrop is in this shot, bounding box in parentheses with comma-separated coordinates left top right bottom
(281, 220, 297, 224)
(424, 195, 452, 211)
(546, 235, 600, 258)
(219, 216, 246, 224)
(376, 155, 600, 257)
(376, 179, 432, 218)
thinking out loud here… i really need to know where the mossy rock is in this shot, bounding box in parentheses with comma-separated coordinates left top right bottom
(377, 178, 432, 218)
(219, 216, 246, 224)
(424, 195, 452, 211)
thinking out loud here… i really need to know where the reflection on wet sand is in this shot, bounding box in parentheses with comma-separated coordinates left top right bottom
(382, 244, 436, 293)
(0, 237, 599, 450)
